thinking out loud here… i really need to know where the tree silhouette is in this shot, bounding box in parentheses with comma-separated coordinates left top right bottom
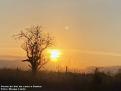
(16, 25, 53, 74)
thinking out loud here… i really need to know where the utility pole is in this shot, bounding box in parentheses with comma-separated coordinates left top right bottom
(66, 66, 68, 73)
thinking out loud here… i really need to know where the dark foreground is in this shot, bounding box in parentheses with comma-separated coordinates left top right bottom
(0, 69, 121, 91)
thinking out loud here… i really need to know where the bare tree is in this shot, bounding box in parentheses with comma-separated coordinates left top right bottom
(15, 25, 53, 74)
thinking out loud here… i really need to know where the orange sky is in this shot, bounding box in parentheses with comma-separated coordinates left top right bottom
(1, 0, 121, 71)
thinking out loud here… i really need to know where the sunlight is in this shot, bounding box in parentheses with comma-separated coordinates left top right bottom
(48, 49, 61, 62)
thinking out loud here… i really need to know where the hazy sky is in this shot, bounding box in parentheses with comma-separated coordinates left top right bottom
(1, 0, 121, 69)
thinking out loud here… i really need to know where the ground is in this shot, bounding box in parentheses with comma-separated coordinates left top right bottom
(0, 69, 121, 91)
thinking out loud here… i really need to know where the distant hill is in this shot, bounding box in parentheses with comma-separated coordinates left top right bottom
(0, 60, 28, 70)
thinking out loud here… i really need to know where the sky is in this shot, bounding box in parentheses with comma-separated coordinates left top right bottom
(0, 0, 121, 70)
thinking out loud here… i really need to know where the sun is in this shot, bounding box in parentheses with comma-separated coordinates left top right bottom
(48, 49, 61, 62)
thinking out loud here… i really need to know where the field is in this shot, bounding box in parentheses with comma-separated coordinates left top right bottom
(0, 69, 121, 91)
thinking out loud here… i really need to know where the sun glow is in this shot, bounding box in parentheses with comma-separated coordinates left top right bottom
(48, 49, 61, 62)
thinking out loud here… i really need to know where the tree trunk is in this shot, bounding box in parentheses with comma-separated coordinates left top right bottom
(31, 64, 38, 76)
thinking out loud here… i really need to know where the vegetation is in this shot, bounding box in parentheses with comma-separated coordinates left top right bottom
(1, 68, 121, 91)
(15, 25, 53, 74)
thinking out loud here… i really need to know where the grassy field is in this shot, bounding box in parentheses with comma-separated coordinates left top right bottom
(0, 68, 121, 91)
